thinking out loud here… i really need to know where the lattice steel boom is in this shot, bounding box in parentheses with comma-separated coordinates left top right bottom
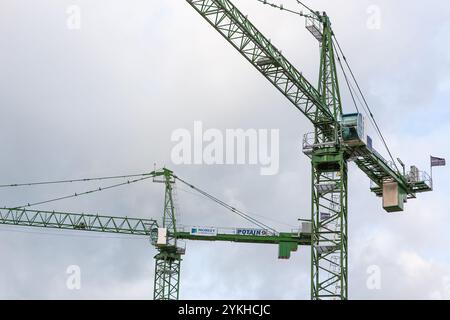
(0, 208, 158, 236)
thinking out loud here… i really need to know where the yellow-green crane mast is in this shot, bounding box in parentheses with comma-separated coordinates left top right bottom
(184, 0, 434, 300)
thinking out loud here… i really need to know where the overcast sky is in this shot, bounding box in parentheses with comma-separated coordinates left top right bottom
(0, 0, 449, 299)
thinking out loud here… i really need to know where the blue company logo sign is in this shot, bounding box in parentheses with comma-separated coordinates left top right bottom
(236, 228, 268, 236)
(190, 227, 217, 236)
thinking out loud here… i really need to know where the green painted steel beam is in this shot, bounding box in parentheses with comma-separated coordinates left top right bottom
(0, 208, 158, 236)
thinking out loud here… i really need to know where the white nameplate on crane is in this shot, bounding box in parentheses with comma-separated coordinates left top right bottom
(236, 228, 269, 236)
(190, 227, 217, 236)
(157, 228, 167, 246)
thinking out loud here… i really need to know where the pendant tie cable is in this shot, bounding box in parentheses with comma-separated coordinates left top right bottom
(174, 175, 279, 235)
(0, 172, 154, 188)
(177, 185, 296, 228)
(7, 175, 154, 210)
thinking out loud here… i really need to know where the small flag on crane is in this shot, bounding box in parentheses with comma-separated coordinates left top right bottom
(431, 156, 446, 167)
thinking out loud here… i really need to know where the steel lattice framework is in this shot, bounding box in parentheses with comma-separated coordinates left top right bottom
(187, 0, 334, 129)
(310, 15, 348, 300)
(152, 169, 182, 300)
(0, 208, 157, 236)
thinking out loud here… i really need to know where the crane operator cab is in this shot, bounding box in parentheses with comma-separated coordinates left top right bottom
(339, 113, 370, 148)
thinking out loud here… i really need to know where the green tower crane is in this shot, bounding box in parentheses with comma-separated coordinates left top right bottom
(0, 168, 311, 299)
(184, 0, 434, 300)
(0, 1, 440, 301)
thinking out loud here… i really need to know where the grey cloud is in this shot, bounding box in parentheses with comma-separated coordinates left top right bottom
(0, 0, 449, 299)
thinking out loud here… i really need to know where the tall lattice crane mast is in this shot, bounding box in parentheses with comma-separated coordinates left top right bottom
(311, 12, 348, 300)
(152, 169, 183, 300)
